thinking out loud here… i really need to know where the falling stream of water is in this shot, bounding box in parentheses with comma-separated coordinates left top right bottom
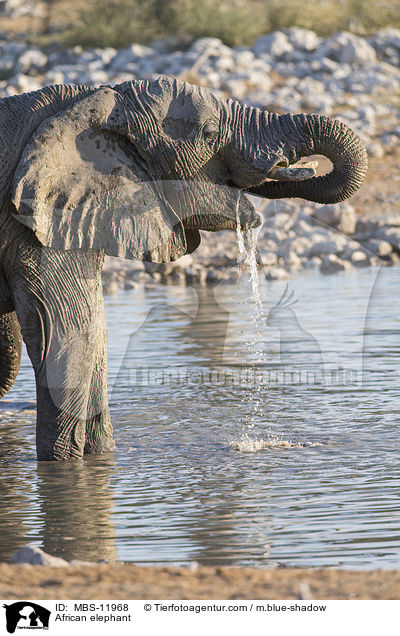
(234, 200, 323, 452)
(235, 200, 267, 436)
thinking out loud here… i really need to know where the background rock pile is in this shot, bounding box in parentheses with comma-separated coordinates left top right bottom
(0, 25, 399, 291)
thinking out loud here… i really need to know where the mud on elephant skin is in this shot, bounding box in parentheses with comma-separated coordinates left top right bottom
(0, 76, 367, 460)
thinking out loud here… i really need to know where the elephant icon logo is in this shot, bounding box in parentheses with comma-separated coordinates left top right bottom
(3, 602, 51, 633)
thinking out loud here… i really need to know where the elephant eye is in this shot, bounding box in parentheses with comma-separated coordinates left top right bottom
(204, 127, 219, 149)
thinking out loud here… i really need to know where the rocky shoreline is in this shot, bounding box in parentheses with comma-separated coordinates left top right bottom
(1, 26, 399, 291)
(102, 198, 400, 294)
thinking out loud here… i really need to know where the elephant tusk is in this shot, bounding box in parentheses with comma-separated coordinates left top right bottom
(268, 160, 318, 181)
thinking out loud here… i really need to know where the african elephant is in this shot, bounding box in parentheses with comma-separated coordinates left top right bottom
(0, 76, 367, 460)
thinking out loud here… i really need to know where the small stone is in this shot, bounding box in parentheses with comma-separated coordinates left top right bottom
(284, 27, 320, 52)
(110, 43, 154, 72)
(265, 267, 289, 281)
(176, 253, 194, 266)
(363, 239, 393, 257)
(309, 240, 342, 257)
(303, 256, 321, 269)
(16, 48, 47, 74)
(312, 203, 356, 235)
(320, 254, 350, 274)
(317, 31, 377, 65)
(124, 280, 140, 290)
(366, 142, 385, 158)
(103, 280, 120, 295)
(12, 545, 69, 567)
(381, 134, 398, 150)
(252, 32, 294, 59)
(376, 227, 400, 251)
(206, 269, 223, 284)
(351, 250, 370, 267)
(381, 252, 399, 266)
(258, 252, 277, 267)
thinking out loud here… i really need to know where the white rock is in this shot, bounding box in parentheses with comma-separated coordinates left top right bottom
(206, 269, 223, 284)
(189, 37, 223, 52)
(317, 31, 377, 65)
(252, 32, 294, 58)
(103, 280, 120, 295)
(350, 250, 371, 266)
(12, 545, 70, 567)
(376, 227, 400, 250)
(363, 239, 393, 257)
(265, 266, 289, 281)
(13, 73, 42, 93)
(175, 254, 194, 269)
(370, 28, 400, 59)
(232, 50, 255, 67)
(309, 239, 342, 257)
(310, 57, 339, 73)
(0, 0, 41, 17)
(43, 70, 66, 85)
(285, 27, 321, 51)
(220, 78, 249, 99)
(258, 251, 277, 267)
(296, 77, 327, 96)
(303, 256, 321, 269)
(282, 250, 303, 269)
(0, 41, 25, 79)
(124, 280, 140, 290)
(16, 48, 47, 74)
(339, 239, 365, 260)
(367, 142, 384, 158)
(312, 203, 357, 235)
(320, 254, 350, 274)
(279, 236, 313, 258)
(381, 133, 398, 150)
(110, 43, 154, 71)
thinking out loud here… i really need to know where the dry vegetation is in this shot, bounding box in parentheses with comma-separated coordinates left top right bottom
(2, 0, 400, 48)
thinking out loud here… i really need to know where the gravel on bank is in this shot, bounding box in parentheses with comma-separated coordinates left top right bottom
(0, 563, 399, 600)
(1, 26, 400, 288)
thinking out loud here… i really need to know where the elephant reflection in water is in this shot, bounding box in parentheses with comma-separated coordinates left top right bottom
(36, 457, 117, 562)
(0, 417, 118, 562)
(0, 412, 37, 561)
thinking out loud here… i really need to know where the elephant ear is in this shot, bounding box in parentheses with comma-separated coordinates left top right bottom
(11, 87, 189, 262)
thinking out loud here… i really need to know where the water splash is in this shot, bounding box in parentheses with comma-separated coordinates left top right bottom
(230, 433, 326, 453)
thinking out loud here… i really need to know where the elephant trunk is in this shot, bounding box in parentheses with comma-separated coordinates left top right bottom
(0, 311, 22, 399)
(248, 114, 368, 204)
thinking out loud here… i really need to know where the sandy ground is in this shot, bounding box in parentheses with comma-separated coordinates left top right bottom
(0, 563, 399, 600)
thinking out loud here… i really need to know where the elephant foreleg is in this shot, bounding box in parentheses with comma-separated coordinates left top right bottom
(0, 311, 22, 399)
(8, 243, 115, 461)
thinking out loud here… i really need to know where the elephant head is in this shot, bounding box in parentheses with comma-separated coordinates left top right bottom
(11, 77, 367, 263)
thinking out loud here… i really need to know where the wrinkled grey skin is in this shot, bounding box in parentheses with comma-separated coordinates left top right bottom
(0, 77, 367, 460)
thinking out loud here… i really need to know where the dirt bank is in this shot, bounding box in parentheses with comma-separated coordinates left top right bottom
(0, 564, 399, 600)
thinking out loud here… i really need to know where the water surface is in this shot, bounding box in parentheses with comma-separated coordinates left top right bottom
(1, 266, 400, 569)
